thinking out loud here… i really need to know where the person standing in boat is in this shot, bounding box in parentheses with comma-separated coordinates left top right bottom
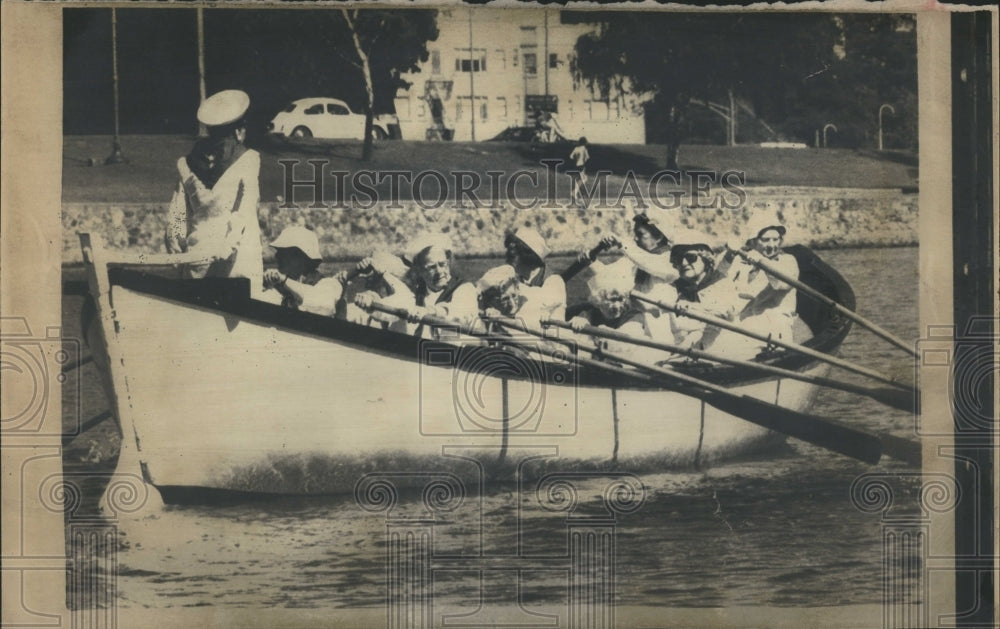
(726, 211, 800, 348)
(403, 234, 479, 336)
(164, 89, 264, 293)
(261, 225, 341, 317)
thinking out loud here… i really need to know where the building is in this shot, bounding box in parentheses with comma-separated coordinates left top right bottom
(394, 9, 647, 144)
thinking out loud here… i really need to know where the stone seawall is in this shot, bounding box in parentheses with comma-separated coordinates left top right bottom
(62, 187, 917, 264)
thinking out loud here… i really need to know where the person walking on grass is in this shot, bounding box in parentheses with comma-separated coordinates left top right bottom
(568, 137, 590, 208)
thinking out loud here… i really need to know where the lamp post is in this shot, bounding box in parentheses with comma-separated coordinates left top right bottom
(197, 8, 207, 137)
(878, 103, 895, 151)
(105, 8, 126, 164)
(823, 123, 838, 148)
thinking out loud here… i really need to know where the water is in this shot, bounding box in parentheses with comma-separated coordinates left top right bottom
(61, 246, 920, 612)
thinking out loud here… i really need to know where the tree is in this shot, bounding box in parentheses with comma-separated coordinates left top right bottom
(569, 13, 919, 161)
(337, 9, 438, 161)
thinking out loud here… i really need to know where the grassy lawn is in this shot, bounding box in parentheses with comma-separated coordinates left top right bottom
(62, 135, 918, 204)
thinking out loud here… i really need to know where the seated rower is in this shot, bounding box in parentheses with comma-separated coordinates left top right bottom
(499, 228, 566, 321)
(403, 234, 479, 337)
(567, 261, 662, 362)
(262, 225, 341, 317)
(344, 251, 414, 333)
(668, 230, 741, 352)
(725, 210, 800, 350)
(595, 205, 679, 340)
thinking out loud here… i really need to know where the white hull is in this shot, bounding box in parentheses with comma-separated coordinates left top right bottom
(79, 235, 854, 504)
(101, 285, 822, 497)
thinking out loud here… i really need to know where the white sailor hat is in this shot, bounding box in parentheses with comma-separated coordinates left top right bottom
(586, 259, 634, 300)
(669, 228, 718, 263)
(404, 234, 453, 265)
(270, 225, 322, 262)
(477, 265, 519, 293)
(634, 206, 678, 241)
(745, 208, 787, 241)
(368, 250, 408, 278)
(197, 90, 250, 127)
(505, 228, 550, 261)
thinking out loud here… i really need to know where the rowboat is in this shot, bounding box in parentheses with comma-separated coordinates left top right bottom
(78, 233, 872, 507)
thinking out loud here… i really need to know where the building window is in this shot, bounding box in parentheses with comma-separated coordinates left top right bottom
(523, 53, 537, 76)
(549, 53, 559, 69)
(495, 49, 506, 70)
(512, 49, 518, 67)
(455, 49, 487, 72)
(480, 99, 488, 121)
(520, 26, 537, 44)
(431, 50, 441, 74)
(416, 101, 427, 119)
(497, 97, 508, 119)
(609, 99, 621, 119)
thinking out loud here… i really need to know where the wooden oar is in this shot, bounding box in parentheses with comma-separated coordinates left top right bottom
(734, 249, 918, 358)
(487, 315, 919, 467)
(558, 242, 612, 281)
(366, 301, 896, 465)
(534, 317, 915, 414)
(632, 292, 912, 392)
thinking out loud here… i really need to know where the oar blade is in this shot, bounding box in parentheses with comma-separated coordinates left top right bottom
(868, 386, 920, 414)
(703, 391, 883, 464)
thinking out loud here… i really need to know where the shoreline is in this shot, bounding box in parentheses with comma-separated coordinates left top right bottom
(62, 187, 917, 264)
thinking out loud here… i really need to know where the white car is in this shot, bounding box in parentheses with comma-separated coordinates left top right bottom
(268, 97, 395, 140)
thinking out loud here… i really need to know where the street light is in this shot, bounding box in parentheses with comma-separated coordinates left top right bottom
(823, 123, 838, 148)
(878, 103, 895, 151)
(105, 8, 126, 164)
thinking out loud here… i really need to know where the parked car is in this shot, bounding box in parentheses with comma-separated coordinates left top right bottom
(267, 98, 396, 141)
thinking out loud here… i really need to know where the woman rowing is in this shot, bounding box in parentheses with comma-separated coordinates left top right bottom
(402, 234, 479, 337)
(261, 225, 341, 316)
(721, 210, 800, 355)
(595, 206, 679, 340)
(343, 251, 414, 333)
(667, 229, 742, 352)
(496, 228, 566, 322)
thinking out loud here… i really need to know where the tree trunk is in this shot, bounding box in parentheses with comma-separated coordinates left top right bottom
(343, 9, 376, 161)
(664, 98, 688, 171)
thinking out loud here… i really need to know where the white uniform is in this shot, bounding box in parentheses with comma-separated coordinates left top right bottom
(167, 150, 264, 294)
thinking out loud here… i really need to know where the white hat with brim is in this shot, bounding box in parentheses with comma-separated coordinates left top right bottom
(271, 225, 322, 262)
(586, 259, 634, 301)
(634, 207, 678, 241)
(368, 250, 408, 278)
(506, 228, 550, 261)
(477, 265, 519, 293)
(197, 90, 250, 127)
(404, 234, 453, 265)
(745, 208, 787, 241)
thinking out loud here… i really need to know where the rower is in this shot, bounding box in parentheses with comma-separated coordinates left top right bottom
(344, 251, 413, 333)
(567, 260, 662, 361)
(724, 209, 800, 353)
(668, 229, 741, 352)
(403, 234, 478, 337)
(596, 205, 679, 339)
(499, 228, 566, 321)
(262, 225, 341, 317)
